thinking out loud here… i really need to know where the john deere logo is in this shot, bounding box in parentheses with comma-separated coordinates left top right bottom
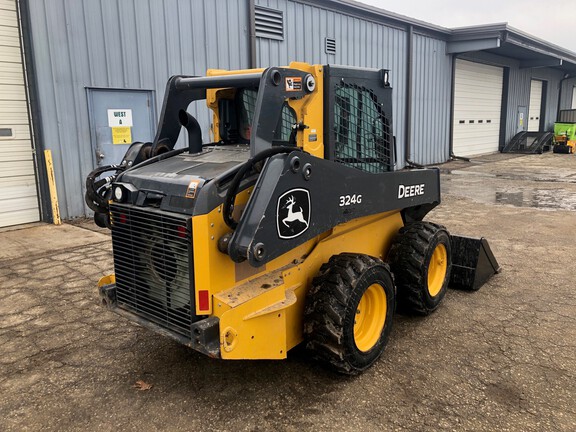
(277, 188, 310, 239)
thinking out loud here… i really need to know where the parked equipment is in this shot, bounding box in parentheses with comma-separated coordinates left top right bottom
(552, 118, 576, 154)
(502, 131, 553, 154)
(87, 63, 499, 374)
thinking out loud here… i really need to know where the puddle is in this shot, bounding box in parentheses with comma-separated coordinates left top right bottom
(442, 169, 576, 183)
(494, 189, 576, 211)
(442, 178, 576, 211)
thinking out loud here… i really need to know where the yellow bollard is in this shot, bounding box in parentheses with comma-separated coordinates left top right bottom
(44, 150, 62, 225)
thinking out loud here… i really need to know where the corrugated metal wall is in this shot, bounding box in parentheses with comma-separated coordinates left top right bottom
(559, 77, 576, 110)
(411, 34, 452, 165)
(254, 0, 409, 166)
(26, 0, 249, 219)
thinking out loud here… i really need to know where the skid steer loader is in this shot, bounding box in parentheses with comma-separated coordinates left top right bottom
(87, 63, 499, 374)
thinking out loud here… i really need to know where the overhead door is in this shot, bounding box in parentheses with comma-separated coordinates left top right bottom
(571, 86, 576, 109)
(0, 0, 39, 228)
(453, 59, 503, 157)
(528, 80, 543, 132)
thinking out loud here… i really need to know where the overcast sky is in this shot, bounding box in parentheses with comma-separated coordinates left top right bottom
(356, 0, 576, 53)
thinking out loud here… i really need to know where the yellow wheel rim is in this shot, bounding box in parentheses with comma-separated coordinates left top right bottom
(427, 243, 447, 297)
(353, 283, 387, 352)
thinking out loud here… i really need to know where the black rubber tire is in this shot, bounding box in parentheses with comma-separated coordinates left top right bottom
(303, 253, 395, 375)
(387, 221, 452, 316)
(553, 145, 572, 154)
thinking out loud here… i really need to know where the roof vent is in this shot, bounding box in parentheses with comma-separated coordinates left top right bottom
(255, 6, 284, 40)
(325, 37, 336, 55)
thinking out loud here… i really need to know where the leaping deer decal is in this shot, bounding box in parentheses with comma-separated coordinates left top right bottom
(282, 195, 308, 228)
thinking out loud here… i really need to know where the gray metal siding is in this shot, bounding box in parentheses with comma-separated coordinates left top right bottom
(27, 0, 249, 219)
(255, 0, 409, 166)
(559, 78, 576, 110)
(411, 34, 452, 165)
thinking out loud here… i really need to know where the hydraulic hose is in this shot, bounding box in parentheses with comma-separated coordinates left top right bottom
(85, 164, 125, 213)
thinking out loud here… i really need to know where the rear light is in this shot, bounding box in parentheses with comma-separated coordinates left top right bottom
(198, 290, 210, 312)
(177, 225, 187, 238)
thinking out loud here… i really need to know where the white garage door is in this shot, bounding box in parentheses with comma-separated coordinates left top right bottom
(453, 59, 503, 157)
(528, 80, 543, 132)
(0, 0, 39, 228)
(571, 86, 576, 109)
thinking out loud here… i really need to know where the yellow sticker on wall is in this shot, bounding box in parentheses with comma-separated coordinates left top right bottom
(111, 127, 132, 144)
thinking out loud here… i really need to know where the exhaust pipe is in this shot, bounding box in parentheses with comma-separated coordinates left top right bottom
(178, 109, 203, 154)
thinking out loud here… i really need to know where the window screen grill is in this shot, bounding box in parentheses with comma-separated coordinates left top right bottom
(255, 6, 284, 40)
(333, 83, 393, 173)
(239, 89, 296, 142)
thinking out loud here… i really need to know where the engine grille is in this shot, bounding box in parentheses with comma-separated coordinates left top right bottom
(110, 204, 194, 338)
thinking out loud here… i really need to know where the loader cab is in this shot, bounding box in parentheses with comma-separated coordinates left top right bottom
(214, 87, 297, 145)
(151, 63, 395, 169)
(150, 63, 325, 160)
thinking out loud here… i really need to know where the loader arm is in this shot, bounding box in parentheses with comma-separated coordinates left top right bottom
(227, 150, 441, 266)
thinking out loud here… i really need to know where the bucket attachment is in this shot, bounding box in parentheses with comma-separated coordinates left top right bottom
(449, 235, 500, 291)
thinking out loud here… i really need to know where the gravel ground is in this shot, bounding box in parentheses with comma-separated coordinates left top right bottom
(1, 152, 575, 431)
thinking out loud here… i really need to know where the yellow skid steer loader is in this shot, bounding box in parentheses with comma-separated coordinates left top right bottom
(87, 63, 499, 374)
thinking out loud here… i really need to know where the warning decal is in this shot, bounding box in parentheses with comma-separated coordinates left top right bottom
(186, 180, 201, 199)
(285, 77, 302, 92)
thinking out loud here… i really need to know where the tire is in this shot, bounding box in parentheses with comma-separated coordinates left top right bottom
(303, 253, 395, 375)
(387, 221, 452, 316)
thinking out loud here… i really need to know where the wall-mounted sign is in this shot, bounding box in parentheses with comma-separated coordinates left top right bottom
(107, 109, 133, 127)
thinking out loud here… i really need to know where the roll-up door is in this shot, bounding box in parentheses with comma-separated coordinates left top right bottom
(453, 59, 503, 157)
(528, 80, 543, 132)
(0, 0, 39, 228)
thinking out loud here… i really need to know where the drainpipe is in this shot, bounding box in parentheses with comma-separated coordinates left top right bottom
(404, 24, 423, 168)
(248, 0, 257, 69)
(556, 73, 573, 119)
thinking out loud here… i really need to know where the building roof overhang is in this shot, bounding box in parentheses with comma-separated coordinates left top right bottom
(325, 2, 576, 75)
(448, 24, 576, 75)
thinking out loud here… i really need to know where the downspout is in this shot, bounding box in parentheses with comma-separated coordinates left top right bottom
(17, 0, 54, 221)
(248, 0, 257, 69)
(404, 24, 423, 168)
(556, 73, 573, 119)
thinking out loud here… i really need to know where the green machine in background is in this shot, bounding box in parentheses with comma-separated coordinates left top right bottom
(553, 110, 576, 154)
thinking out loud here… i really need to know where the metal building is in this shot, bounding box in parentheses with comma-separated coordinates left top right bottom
(2, 0, 576, 226)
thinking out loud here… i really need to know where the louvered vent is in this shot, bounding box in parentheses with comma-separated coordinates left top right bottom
(325, 37, 336, 55)
(255, 6, 284, 40)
